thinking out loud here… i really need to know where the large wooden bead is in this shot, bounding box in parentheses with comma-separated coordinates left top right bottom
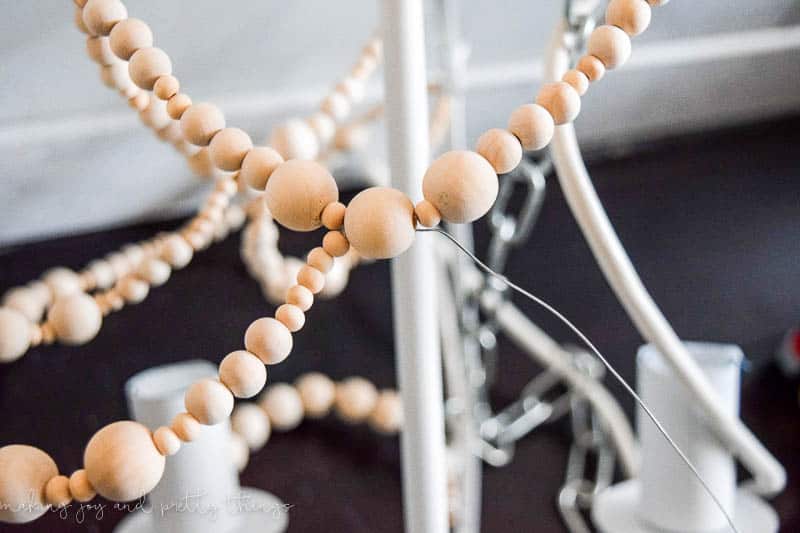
(508, 103, 555, 151)
(184, 378, 234, 425)
(48, 293, 102, 345)
(240, 146, 284, 190)
(68, 469, 96, 503)
(295, 372, 336, 418)
(587, 25, 632, 69)
(264, 160, 338, 232)
(536, 82, 581, 125)
(285, 285, 314, 312)
(0, 445, 57, 523)
(161, 235, 193, 269)
(129, 47, 172, 91)
(84, 421, 165, 502)
(259, 383, 304, 431)
(180, 103, 226, 147)
(422, 150, 499, 224)
(476, 128, 523, 174)
(231, 403, 271, 451)
(369, 390, 404, 434)
(109, 18, 152, 60)
(219, 350, 267, 398)
(344, 187, 415, 259)
(3, 287, 44, 322)
(275, 304, 305, 332)
(335, 377, 378, 423)
(0, 313, 31, 362)
(83, 0, 128, 36)
(606, 0, 652, 36)
(43, 267, 82, 298)
(268, 119, 319, 161)
(209, 127, 253, 171)
(244, 317, 293, 365)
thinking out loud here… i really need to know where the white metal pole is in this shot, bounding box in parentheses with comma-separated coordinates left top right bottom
(381, 1, 449, 532)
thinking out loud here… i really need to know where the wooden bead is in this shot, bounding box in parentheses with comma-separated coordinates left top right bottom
(100, 62, 133, 92)
(268, 119, 319, 161)
(139, 96, 171, 130)
(171, 412, 202, 442)
(181, 103, 226, 147)
(308, 112, 336, 145)
(86, 36, 116, 65)
(240, 146, 284, 190)
(137, 258, 170, 287)
(343, 187, 417, 259)
(153, 74, 180, 100)
(587, 25, 632, 70)
(562, 69, 590, 96)
(87, 260, 114, 290)
(219, 350, 267, 398)
(336, 77, 365, 103)
(167, 93, 192, 120)
(607, 0, 652, 36)
(109, 18, 152, 60)
(536, 82, 581, 125)
(83, 421, 165, 502)
(184, 378, 234, 425)
(275, 304, 305, 332)
(265, 160, 339, 232)
(83, 0, 128, 36)
(259, 383, 304, 431)
(68, 469, 96, 503)
(244, 317, 293, 365)
(3, 287, 44, 322)
(307, 247, 334, 274)
(231, 403, 271, 451)
(206, 127, 252, 171)
(127, 90, 149, 111)
(186, 148, 214, 177)
(152, 426, 181, 456)
(117, 276, 149, 304)
(285, 285, 314, 312)
(369, 390, 403, 434)
(508, 103, 555, 151)
(297, 265, 326, 294)
(422, 151, 499, 224)
(476, 128, 523, 174)
(320, 92, 350, 122)
(577, 55, 606, 82)
(44, 476, 72, 507)
(0, 445, 57, 523)
(322, 231, 350, 257)
(414, 200, 441, 228)
(230, 433, 249, 472)
(335, 377, 378, 423)
(128, 47, 172, 90)
(321, 201, 346, 230)
(161, 235, 193, 269)
(48, 293, 102, 345)
(295, 372, 336, 418)
(44, 267, 82, 298)
(74, 6, 91, 34)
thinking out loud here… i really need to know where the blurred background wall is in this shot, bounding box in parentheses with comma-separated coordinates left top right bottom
(1, 0, 799, 245)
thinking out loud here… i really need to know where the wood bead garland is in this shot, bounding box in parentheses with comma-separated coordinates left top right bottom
(476, 128, 523, 174)
(259, 383, 304, 431)
(587, 25, 632, 70)
(0, 307, 32, 363)
(128, 47, 172, 90)
(0, 445, 58, 523)
(180, 103, 226, 147)
(184, 378, 234, 425)
(344, 187, 416, 259)
(536, 82, 581, 125)
(109, 18, 152, 60)
(47, 292, 103, 345)
(295, 372, 336, 418)
(208, 127, 253, 171)
(265, 160, 339, 232)
(422, 151, 499, 224)
(335, 377, 378, 423)
(82, 0, 128, 36)
(286, 285, 314, 312)
(231, 403, 271, 450)
(508, 104, 555, 151)
(244, 317, 293, 365)
(219, 350, 267, 398)
(83, 421, 165, 502)
(606, 0, 652, 36)
(239, 146, 284, 190)
(275, 303, 305, 332)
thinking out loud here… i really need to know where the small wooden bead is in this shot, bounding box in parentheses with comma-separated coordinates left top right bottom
(285, 285, 314, 312)
(127, 90, 149, 111)
(422, 151, 499, 224)
(181, 102, 226, 147)
(139, 97, 171, 130)
(153, 74, 180, 100)
(171, 412, 202, 442)
(240, 146, 284, 190)
(231, 403, 271, 451)
(129, 47, 172, 90)
(268, 119, 319, 161)
(167, 93, 192, 120)
(562, 69, 590, 96)
(508, 103, 555, 151)
(414, 200, 441, 228)
(0, 445, 58, 523)
(307, 112, 336, 145)
(160, 235, 193, 269)
(295, 372, 336, 418)
(152, 426, 181, 456)
(219, 350, 267, 398)
(87, 259, 116, 289)
(86, 36, 117, 65)
(275, 304, 305, 332)
(48, 293, 103, 345)
(244, 317, 293, 365)
(577, 55, 606, 82)
(335, 377, 378, 423)
(587, 25, 632, 70)
(109, 18, 152, 60)
(117, 277, 149, 304)
(44, 267, 82, 298)
(45, 475, 72, 507)
(264, 160, 339, 232)
(321, 201, 346, 230)
(136, 258, 170, 287)
(259, 383, 304, 431)
(186, 148, 214, 177)
(476, 128, 523, 174)
(342, 187, 416, 259)
(156, 121, 182, 143)
(369, 390, 404, 434)
(68, 470, 96, 503)
(185, 378, 234, 425)
(323, 231, 350, 258)
(297, 265, 326, 294)
(320, 92, 351, 122)
(83, 0, 128, 36)
(307, 247, 334, 274)
(536, 82, 581, 125)
(336, 77, 366, 103)
(607, 0, 652, 36)
(208, 127, 253, 171)
(100, 62, 132, 92)
(83, 421, 165, 502)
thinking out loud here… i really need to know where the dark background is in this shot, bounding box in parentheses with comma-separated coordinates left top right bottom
(1, 117, 798, 532)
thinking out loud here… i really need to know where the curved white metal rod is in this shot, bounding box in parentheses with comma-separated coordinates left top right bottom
(545, 22, 785, 495)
